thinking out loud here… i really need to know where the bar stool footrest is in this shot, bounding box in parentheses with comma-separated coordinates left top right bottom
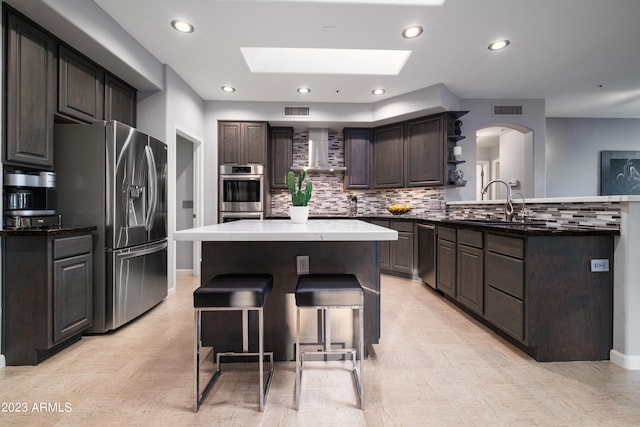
(196, 351, 274, 412)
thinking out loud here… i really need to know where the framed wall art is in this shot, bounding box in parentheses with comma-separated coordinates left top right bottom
(600, 150, 640, 195)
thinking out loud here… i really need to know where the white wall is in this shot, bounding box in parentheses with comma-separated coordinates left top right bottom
(176, 135, 194, 271)
(499, 130, 528, 197)
(448, 98, 546, 202)
(546, 118, 640, 197)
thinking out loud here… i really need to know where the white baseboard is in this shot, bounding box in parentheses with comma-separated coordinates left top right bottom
(610, 349, 640, 370)
(0, 354, 5, 369)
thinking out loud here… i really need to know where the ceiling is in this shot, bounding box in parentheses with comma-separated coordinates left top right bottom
(17, 0, 640, 118)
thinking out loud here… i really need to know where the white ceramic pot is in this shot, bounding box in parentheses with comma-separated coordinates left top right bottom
(289, 206, 309, 224)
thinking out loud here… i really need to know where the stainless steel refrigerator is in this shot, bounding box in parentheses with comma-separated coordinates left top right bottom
(54, 121, 168, 333)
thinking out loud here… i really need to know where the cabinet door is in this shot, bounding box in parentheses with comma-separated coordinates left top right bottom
(270, 127, 293, 189)
(243, 122, 267, 165)
(53, 253, 93, 343)
(5, 11, 56, 168)
(104, 73, 136, 126)
(405, 115, 444, 186)
(392, 231, 414, 274)
(58, 45, 104, 123)
(457, 244, 484, 314)
(344, 128, 372, 189)
(219, 122, 241, 164)
(373, 123, 404, 188)
(437, 238, 456, 297)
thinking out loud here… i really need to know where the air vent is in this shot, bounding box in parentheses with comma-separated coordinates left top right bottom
(493, 105, 523, 116)
(283, 106, 311, 117)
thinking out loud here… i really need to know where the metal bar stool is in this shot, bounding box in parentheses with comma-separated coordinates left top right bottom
(193, 274, 274, 412)
(294, 273, 364, 410)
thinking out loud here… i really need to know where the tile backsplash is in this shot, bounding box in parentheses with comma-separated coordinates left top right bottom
(445, 201, 621, 230)
(270, 130, 445, 217)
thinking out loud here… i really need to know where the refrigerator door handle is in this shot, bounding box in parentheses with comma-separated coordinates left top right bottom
(116, 240, 168, 259)
(144, 145, 158, 231)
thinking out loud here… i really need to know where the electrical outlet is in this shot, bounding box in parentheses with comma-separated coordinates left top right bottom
(296, 255, 309, 275)
(590, 259, 609, 272)
(428, 199, 442, 209)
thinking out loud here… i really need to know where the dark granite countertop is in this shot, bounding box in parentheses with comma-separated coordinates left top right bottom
(417, 218, 619, 236)
(0, 225, 97, 237)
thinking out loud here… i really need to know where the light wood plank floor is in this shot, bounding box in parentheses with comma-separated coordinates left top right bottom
(2, 274, 640, 426)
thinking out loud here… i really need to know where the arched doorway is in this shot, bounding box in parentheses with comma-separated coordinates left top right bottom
(476, 125, 533, 201)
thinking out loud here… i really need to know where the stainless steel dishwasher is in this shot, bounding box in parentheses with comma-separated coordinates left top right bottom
(417, 223, 436, 288)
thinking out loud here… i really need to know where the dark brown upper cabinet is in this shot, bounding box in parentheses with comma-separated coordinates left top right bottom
(4, 10, 56, 169)
(344, 128, 372, 190)
(218, 121, 268, 166)
(269, 127, 293, 189)
(372, 112, 468, 188)
(404, 115, 444, 186)
(104, 73, 137, 127)
(58, 44, 104, 123)
(4, 6, 138, 169)
(372, 123, 404, 188)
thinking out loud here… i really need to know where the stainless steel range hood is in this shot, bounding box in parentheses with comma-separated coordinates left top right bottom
(291, 128, 346, 172)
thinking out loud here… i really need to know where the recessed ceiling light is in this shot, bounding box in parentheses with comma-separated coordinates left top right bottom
(488, 39, 510, 51)
(171, 19, 194, 33)
(372, 89, 386, 95)
(221, 85, 236, 93)
(402, 26, 423, 39)
(297, 87, 311, 94)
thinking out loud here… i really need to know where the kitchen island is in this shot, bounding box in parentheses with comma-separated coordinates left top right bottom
(174, 219, 397, 360)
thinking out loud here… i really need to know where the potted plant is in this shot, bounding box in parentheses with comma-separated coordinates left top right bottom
(287, 171, 312, 223)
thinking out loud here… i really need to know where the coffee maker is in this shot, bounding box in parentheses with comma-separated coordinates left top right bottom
(3, 170, 59, 229)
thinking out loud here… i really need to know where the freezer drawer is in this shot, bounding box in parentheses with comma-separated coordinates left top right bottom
(107, 240, 168, 331)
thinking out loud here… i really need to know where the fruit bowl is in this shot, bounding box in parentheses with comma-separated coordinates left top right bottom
(387, 205, 412, 215)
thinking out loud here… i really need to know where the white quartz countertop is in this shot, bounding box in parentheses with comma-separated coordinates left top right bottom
(173, 219, 398, 242)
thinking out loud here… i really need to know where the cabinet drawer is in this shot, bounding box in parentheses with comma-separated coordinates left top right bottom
(485, 285, 524, 341)
(54, 234, 93, 259)
(487, 234, 524, 258)
(391, 221, 413, 233)
(485, 251, 524, 299)
(458, 229, 483, 248)
(437, 226, 456, 242)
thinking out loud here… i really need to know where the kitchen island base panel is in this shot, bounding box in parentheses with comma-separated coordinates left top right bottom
(200, 241, 380, 361)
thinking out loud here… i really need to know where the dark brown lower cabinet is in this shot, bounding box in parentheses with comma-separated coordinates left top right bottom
(456, 241, 483, 314)
(2, 231, 94, 365)
(372, 220, 415, 278)
(436, 226, 456, 298)
(391, 221, 414, 275)
(439, 224, 614, 362)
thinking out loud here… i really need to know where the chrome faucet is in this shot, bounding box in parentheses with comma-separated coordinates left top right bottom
(481, 179, 514, 221)
(511, 192, 526, 223)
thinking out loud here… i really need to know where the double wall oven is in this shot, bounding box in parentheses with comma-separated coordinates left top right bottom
(219, 165, 264, 222)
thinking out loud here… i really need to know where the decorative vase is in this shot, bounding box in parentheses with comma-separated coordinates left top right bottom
(289, 206, 309, 224)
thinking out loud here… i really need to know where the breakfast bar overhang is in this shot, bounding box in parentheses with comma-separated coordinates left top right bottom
(174, 219, 398, 360)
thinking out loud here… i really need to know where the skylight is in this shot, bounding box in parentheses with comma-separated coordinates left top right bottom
(240, 47, 412, 75)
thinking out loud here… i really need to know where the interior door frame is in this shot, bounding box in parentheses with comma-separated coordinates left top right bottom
(174, 124, 204, 278)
